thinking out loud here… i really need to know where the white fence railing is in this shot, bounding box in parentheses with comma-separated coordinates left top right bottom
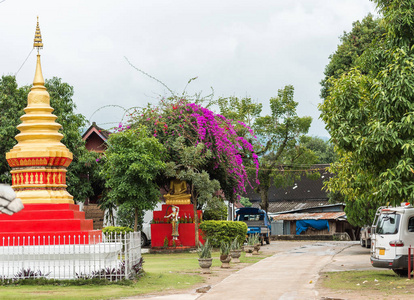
(0, 232, 141, 281)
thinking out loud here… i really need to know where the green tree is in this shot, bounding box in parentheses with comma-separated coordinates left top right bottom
(0, 75, 96, 203)
(128, 99, 258, 244)
(319, 0, 414, 226)
(0, 75, 28, 182)
(299, 136, 336, 164)
(101, 126, 165, 231)
(218, 85, 312, 213)
(239, 196, 252, 208)
(320, 13, 386, 100)
(45, 78, 97, 202)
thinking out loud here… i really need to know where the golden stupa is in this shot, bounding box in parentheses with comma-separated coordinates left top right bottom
(6, 18, 74, 204)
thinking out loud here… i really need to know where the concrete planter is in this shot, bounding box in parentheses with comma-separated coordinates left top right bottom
(220, 255, 231, 268)
(244, 245, 254, 256)
(253, 243, 260, 255)
(198, 258, 213, 274)
(230, 249, 242, 263)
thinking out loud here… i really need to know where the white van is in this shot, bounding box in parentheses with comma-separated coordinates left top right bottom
(370, 203, 414, 276)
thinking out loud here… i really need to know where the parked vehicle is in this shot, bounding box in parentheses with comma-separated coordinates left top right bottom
(140, 203, 162, 247)
(360, 226, 371, 248)
(235, 207, 272, 245)
(141, 221, 151, 247)
(370, 202, 414, 276)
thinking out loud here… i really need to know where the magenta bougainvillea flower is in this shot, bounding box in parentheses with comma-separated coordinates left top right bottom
(127, 100, 259, 198)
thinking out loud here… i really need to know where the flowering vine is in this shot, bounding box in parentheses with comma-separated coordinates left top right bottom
(128, 100, 259, 199)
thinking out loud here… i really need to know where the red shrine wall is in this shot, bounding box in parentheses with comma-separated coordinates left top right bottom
(151, 204, 204, 247)
(0, 204, 102, 245)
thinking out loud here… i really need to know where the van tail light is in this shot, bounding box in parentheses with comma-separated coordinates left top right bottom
(389, 240, 404, 247)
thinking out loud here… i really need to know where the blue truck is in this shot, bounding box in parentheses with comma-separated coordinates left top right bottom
(235, 207, 272, 245)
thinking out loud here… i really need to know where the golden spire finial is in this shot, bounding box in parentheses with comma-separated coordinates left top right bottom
(33, 16, 43, 52)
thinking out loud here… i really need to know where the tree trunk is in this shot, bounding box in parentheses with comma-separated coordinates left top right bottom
(259, 188, 269, 214)
(191, 184, 200, 246)
(134, 207, 138, 232)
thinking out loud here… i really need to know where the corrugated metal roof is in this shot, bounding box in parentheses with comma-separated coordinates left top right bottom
(245, 165, 333, 202)
(252, 200, 331, 213)
(272, 212, 346, 221)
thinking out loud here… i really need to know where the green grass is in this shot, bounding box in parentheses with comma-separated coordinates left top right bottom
(322, 270, 414, 296)
(0, 250, 269, 300)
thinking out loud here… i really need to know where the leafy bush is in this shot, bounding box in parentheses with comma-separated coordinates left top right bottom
(203, 197, 228, 220)
(76, 258, 143, 281)
(199, 221, 247, 248)
(14, 268, 51, 279)
(102, 226, 133, 238)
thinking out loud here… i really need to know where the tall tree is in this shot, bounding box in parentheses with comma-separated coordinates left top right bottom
(319, 0, 414, 226)
(0, 75, 96, 202)
(218, 86, 312, 212)
(320, 13, 386, 100)
(0, 76, 28, 183)
(129, 100, 258, 244)
(101, 126, 166, 232)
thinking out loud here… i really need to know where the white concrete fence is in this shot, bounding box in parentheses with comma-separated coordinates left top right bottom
(0, 232, 141, 281)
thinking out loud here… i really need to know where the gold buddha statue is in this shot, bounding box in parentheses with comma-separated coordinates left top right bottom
(164, 178, 191, 205)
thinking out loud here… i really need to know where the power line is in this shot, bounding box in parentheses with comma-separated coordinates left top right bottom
(15, 48, 34, 77)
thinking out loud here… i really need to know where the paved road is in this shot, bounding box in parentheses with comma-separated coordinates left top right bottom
(130, 241, 372, 300)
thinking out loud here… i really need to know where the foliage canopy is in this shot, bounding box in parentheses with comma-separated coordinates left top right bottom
(319, 0, 414, 226)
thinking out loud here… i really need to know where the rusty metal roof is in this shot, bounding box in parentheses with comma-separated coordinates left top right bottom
(272, 212, 346, 221)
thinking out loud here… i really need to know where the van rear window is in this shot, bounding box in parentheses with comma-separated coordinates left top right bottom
(236, 214, 264, 221)
(376, 213, 400, 234)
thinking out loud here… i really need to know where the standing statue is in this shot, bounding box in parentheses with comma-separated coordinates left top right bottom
(166, 205, 180, 240)
(164, 178, 191, 205)
(0, 184, 24, 215)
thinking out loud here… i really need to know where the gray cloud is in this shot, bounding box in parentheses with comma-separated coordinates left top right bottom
(1, 0, 378, 137)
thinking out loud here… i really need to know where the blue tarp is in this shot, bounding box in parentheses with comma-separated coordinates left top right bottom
(296, 219, 329, 235)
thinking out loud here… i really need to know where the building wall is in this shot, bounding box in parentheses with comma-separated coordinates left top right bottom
(85, 133, 107, 152)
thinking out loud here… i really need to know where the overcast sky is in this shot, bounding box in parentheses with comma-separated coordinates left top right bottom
(1, 0, 378, 138)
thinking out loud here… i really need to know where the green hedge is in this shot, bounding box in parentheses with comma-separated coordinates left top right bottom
(199, 221, 247, 248)
(102, 226, 133, 237)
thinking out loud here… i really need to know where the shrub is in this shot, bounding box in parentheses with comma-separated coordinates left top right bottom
(199, 221, 247, 248)
(102, 226, 133, 238)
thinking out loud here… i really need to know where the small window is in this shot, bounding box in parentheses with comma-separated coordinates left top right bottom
(408, 217, 414, 233)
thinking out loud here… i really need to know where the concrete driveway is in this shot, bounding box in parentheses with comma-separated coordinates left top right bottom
(128, 241, 373, 300)
(198, 241, 372, 300)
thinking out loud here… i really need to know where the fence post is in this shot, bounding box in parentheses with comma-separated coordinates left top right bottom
(409, 245, 412, 280)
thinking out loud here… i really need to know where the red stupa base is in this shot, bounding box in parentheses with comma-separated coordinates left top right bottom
(151, 204, 204, 248)
(0, 203, 102, 246)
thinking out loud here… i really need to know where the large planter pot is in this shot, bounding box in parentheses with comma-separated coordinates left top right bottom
(230, 249, 242, 263)
(198, 258, 213, 274)
(252, 243, 260, 255)
(220, 254, 231, 268)
(244, 245, 254, 257)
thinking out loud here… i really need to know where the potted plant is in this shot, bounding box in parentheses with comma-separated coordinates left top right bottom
(252, 233, 261, 255)
(197, 239, 213, 274)
(244, 234, 259, 256)
(219, 241, 231, 268)
(229, 237, 242, 263)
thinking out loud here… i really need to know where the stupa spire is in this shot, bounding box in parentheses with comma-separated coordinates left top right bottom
(33, 16, 43, 51)
(5, 18, 73, 204)
(33, 17, 45, 87)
